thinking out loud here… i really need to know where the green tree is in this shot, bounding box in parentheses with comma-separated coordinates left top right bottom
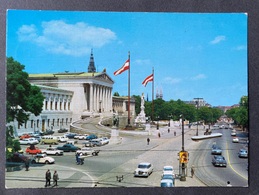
(132, 95, 141, 115)
(113, 92, 120, 96)
(6, 57, 45, 157)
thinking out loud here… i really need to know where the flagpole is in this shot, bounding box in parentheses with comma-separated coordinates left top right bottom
(152, 67, 154, 124)
(127, 51, 131, 127)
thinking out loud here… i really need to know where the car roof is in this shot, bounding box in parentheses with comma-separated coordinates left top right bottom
(139, 162, 151, 165)
(163, 165, 173, 169)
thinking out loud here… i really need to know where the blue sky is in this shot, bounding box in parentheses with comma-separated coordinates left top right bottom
(6, 10, 247, 106)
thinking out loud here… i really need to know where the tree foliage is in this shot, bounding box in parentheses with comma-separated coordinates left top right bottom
(143, 98, 223, 124)
(226, 96, 248, 130)
(6, 57, 45, 157)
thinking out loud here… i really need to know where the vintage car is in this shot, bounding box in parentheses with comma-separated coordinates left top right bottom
(57, 143, 80, 152)
(19, 138, 39, 145)
(212, 155, 227, 167)
(41, 147, 64, 155)
(75, 147, 100, 156)
(25, 145, 42, 155)
(31, 153, 55, 164)
(134, 162, 154, 177)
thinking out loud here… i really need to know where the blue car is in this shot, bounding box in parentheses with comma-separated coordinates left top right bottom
(85, 134, 98, 140)
(57, 144, 80, 152)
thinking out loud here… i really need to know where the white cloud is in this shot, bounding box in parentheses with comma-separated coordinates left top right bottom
(190, 74, 207, 80)
(210, 36, 226, 44)
(17, 20, 117, 56)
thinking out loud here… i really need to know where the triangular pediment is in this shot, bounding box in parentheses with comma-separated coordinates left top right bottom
(95, 72, 114, 83)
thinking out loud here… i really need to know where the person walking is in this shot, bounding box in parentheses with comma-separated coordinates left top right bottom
(25, 159, 30, 171)
(53, 170, 59, 186)
(191, 165, 195, 178)
(147, 137, 150, 145)
(45, 169, 51, 187)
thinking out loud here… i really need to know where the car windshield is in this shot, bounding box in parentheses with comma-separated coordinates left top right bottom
(217, 156, 225, 160)
(162, 175, 174, 180)
(138, 164, 148, 169)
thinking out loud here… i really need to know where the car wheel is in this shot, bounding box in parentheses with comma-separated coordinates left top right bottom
(45, 161, 50, 164)
(55, 153, 59, 156)
(42, 142, 45, 144)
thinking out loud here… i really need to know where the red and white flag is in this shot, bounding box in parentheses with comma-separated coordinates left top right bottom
(142, 74, 153, 87)
(114, 59, 130, 76)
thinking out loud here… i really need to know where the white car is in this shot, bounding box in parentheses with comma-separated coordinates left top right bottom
(19, 138, 39, 145)
(134, 162, 153, 177)
(76, 147, 100, 156)
(162, 165, 175, 177)
(231, 130, 237, 136)
(56, 136, 69, 142)
(31, 153, 55, 164)
(41, 147, 64, 155)
(232, 137, 239, 143)
(99, 137, 109, 145)
(74, 134, 88, 140)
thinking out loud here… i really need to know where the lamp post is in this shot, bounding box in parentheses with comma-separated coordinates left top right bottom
(179, 114, 187, 181)
(195, 99, 199, 136)
(156, 116, 159, 130)
(99, 100, 102, 113)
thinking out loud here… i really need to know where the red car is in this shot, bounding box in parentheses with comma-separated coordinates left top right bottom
(20, 134, 31, 140)
(25, 145, 42, 154)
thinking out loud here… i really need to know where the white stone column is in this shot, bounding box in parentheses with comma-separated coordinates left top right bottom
(89, 83, 93, 112)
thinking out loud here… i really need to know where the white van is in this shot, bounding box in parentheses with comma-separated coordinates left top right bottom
(41, 136, 59, 145)
(56, 136, 69, 142)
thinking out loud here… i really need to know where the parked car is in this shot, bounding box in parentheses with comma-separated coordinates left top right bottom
(58, 128, 68, 133)
(232, 137, 239, 143)
(56, 136, 69, 142)
(99, 137, 109, 145)
(42, 130, 55, 135)
(74, 134, 88, 140)
(212, 155, 227, 167)
(19, 138, 39, 145)
(238, 149, 248, 158)
(19, 134, 31, 140)
(31, 153, 55, 164)
(41, 147, 64, 155)
(7, 153, 30, 163)
(57, 143, 80, 152)
(75, 147, 100, 156)
(211, 146, 222, 155)
(25, 145, 42, 155)
(89, 139, 102, 147)
(65, 133, 78, 139)
(85, 134, 98, 140)
(40, 136, 59, 145)
(82, 141, 94, 147)
(162, 166, 175, 177)
(134, 162, 153, 177)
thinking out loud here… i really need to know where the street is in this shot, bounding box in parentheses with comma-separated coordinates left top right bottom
(6, 118, 248, 188)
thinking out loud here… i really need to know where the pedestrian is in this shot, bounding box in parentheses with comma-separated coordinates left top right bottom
(76, 153, 79, 164)
(25, 159, 30, 171)
(53, 170, 59, 186)
(158, 132, 161, 138)
(191, 165, 195, 178)
(227, 181, 232, 187)
(147, 137, 150, 145)
(174, 131, 176, 136)
(45, 169, 51, 187)
(168, 128, 170, 133)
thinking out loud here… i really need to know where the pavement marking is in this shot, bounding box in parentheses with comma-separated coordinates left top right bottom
(226, 142, 248, 181)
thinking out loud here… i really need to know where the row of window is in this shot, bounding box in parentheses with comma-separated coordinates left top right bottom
(44, 101, 71, 111)
(18, 118, 73, 129)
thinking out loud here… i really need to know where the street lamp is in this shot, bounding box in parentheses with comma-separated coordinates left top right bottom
(99, 100, 102, 113)
(195, 100, 199, 136)
(179, 114, 188, 181)
(156, 116, 159, 130)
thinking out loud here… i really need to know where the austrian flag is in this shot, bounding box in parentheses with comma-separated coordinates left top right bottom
(113, 59, 130, 76)
(142, 74, 153, 87)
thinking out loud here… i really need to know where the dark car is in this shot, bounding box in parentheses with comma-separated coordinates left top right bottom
(57, 143, 80, 152)
(43, 130, 55, 135)
(212, 155, 227, 167)
(7, 153, 30, 163)
(65, 133, 78, 139)
(58, 128, 68, 133)
(211, 146, 222, 155)
(85, 134, 98, 140)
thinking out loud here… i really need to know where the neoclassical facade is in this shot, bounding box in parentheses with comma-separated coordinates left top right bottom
(28, 52, 114, 120)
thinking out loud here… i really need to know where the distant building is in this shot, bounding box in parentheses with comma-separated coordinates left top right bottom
(156, 88, 163, 99)
(185, 98, 210, 107)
